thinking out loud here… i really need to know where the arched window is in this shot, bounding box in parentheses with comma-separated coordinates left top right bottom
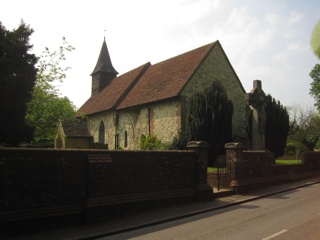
(124, 130, 128, 148)
(99, 121, 105, 144)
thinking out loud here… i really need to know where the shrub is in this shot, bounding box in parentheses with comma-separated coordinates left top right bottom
(140, 135, 168, 150)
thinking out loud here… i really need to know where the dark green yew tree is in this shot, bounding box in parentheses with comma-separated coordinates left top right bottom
(186, 81, 233, 165)
(264, 94, 290, 158)
(0, 21, 37, 146)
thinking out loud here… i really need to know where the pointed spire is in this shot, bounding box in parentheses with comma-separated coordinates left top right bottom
(91, 38, 118, 76)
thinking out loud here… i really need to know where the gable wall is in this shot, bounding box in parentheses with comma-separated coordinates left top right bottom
(181, 43, 249, 144)
(54, 122, 66, 149)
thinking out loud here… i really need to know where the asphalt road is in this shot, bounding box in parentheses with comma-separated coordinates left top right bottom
(100, 183, 320, 240)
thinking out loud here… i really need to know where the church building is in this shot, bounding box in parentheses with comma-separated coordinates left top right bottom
(76, 38, 249, 150)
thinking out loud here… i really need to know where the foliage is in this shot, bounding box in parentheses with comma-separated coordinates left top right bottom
(0, 21, 38, 146)
(311, 20, 320, 59)
(264, 94, 290, 158)
(25, 37, 76, 145)
(140, 135, 170, 150)
(169, 131, 188, 150)
(287, 104, 320, 152)
(285, 141, 308, 159)
(174, 81, 233, 165)
(309, 64, 320, 111)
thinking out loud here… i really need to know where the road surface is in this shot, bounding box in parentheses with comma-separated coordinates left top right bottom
(100, 183, 320, 240)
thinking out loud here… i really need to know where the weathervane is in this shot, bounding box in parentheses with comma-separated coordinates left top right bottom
(104, 29, 106, 41)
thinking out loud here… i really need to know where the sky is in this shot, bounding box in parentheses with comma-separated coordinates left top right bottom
(1, 0, 320, 110)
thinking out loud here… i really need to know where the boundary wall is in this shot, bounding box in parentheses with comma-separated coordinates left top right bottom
(0, 142, 212, 225)
(225, 142, 320, 193)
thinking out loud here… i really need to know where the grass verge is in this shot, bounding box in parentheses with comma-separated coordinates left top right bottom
(276, 159, 302, 165)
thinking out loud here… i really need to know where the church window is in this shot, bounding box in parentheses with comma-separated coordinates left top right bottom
(124, 130, 128, 148)
(99, 121, 105, 144)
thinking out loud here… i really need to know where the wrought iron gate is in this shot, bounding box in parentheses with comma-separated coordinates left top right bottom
(216, 155, 232, 190)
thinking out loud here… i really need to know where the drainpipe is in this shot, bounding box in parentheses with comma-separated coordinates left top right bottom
(148, 107, 151, 136)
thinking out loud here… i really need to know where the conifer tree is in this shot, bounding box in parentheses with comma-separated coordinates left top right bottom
(0, 21, 37, 146)
(185, 81, 233, 165)
(264, 94, 289, 158)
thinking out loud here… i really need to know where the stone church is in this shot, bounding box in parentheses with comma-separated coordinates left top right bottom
(74, 38, 248, 150)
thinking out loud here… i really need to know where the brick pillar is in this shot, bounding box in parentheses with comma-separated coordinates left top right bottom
(225, 142, 244, 194)
(187, 141, 213, 201)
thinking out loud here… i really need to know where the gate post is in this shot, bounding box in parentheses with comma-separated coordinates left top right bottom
(187, 141, 214, 201)
(225, 142, 244, 194)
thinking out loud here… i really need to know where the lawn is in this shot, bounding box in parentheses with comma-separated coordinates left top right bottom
(208, 159, 302, 171)
(208, 167, 217, 172)
(275, 159, 302, 165)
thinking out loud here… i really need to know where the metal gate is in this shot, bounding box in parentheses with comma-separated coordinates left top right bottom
(216, 155, 232, 190)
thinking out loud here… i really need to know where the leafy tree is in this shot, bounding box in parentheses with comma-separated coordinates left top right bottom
(287, 105, 320, 152)
(309, 64, 320, 111)
(311, 19, 320, 59)
(25, 37, 76, 146)
(0, 21, 38, 146)
(285, 141, 307, 160)
(264, 94, 290, 158)
(183, 81, 233, 165)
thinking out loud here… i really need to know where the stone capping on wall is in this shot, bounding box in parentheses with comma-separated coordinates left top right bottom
(187, 141, 209, 148)
(225, 142, 244, 149)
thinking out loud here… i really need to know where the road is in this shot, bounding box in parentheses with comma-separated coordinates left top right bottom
(100, 183, 320, 240)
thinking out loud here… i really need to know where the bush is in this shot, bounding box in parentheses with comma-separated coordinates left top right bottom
(140, 135, 170, 150)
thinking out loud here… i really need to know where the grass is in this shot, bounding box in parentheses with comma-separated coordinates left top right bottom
(275, 159, 302, 165)
(208, 159, 302, 171)
(208, 167, 217, 172)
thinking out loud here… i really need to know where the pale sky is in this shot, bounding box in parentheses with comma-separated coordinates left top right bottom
(1, 0, 320, 109)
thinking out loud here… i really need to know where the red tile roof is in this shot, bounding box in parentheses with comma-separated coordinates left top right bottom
(61, 119, 92, 137)
(78, 41, 217, 115)
(117, 42, 216, 109)
(78, 62, 150, 115)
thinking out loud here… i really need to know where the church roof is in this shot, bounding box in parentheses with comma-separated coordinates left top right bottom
(91, 39, 118, 75)
(78, 63, 150, 115)
(79, 41, 218, 116)
(117, 42, 216, 109)
(60, 119, 92, 137)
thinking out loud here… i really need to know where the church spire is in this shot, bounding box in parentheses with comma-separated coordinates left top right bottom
(90, 37, 118, 97)
(91, 38, 118, 76)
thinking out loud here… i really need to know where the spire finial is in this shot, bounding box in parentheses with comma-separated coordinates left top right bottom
(104, 29, 106, 41)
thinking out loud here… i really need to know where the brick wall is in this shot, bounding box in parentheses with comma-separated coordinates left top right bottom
(0, 145, 211, 225)
(225, 143, 320, 193)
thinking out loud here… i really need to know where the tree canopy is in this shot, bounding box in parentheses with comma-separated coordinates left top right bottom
(264, 94, 290, 158)
(287, 105, 320, 153)
(309, 64, 320, 111)
(0, 21, 37, 146)
(25, 38, 76, 146)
